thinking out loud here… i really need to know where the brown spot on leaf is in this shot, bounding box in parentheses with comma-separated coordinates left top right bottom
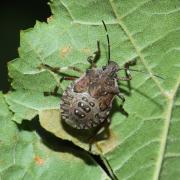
(60, 47, 71, 58)
(34, 155, 44, 165)
(96, 130, 119, 154)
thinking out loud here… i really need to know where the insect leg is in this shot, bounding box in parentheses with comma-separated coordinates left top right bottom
(44, 85, 61, 97)
(39, 64, 78, 96)
(60, 76, 77, 81)
(88, 118, 110, 151)
(117, 93, 125, 105)
(117, 93, 129, 117)
(124, 58, 137, 67)
(38, 63, 83, 75)
(124, 59, 136, 79)
(117, 59, 137, 81)
(117, 76, 132, 81)
(87, 41, 100, 68)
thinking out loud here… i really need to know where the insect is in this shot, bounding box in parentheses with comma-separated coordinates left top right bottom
(60, 21, 137, 142)
(39, 21, 163, 149)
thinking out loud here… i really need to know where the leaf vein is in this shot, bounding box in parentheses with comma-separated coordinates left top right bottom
(115, 139, 159, 171)
(121, 0, 152, 20)
(153, 77, 180, 180)
(60, 0, 74, 21)
(124, 163, 154, 180)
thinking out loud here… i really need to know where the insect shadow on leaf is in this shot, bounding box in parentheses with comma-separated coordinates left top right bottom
(16, 116, 97, 165)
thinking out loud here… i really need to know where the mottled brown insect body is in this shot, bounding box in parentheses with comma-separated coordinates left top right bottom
(61, 62, 119, 129)
(60, 20, 136, 136)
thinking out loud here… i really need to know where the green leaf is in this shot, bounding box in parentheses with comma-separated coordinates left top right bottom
(6, 0, 180, 179)
(5, 90, 60, 123)
(0, 93, 109, 179)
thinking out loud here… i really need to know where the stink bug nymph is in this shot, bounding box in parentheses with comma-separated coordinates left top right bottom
(40, 21, 139, 147)
(60, 21, 137, 141)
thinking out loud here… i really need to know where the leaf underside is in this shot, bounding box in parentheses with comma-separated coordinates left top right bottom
(1, 0, 180, 179)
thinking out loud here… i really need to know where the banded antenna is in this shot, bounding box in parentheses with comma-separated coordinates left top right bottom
(102, 20, 110, 64)
(120, 67, 164, 79)
(128, 68, 164, 79)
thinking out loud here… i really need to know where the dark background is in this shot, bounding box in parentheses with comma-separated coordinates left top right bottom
(0, 0, 51, 93)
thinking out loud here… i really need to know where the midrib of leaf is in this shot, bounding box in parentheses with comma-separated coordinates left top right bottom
(108, 0, 167, 98)
(153, 77, 180, 180)
(101, 155, 118, 180)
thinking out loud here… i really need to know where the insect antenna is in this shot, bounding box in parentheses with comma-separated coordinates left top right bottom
(120, 68, 164, 79)
(129, 69, 164, 79)
(102, 20, 110, 64)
